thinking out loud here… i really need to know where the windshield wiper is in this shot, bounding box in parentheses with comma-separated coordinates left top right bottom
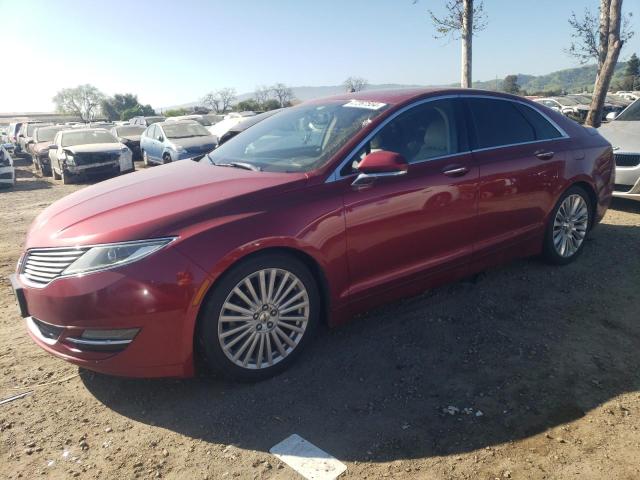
(213, 161, 261, 171)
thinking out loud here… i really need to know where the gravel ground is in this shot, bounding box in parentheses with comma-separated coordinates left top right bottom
(1, 157, 639, 480)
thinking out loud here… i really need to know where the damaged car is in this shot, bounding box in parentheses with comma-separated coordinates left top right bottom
(110, 125, 145, 161)
(48, 128, 133, 184)
(0, 144, 15, 188)
(31, 125, 66, 176)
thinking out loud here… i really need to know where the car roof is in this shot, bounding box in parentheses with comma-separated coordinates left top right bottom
(305, 87, 538, 107)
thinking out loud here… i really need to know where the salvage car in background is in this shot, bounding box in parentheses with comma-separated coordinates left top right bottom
(19, 121, 50, 154)
(140, 120, 217, 165)
(598, 99, 640, 200)
(208, 111, 256, 140)
(535, 97, 590, 123)
(31, 125, 66, 176)
(130, 115, 166, 127)
(110, 125, 145, 160)
(48, 128, 133, 183)
(0, 144, 15, 188)
(217, 109, 283, 146)
(11, 89, 614, 381)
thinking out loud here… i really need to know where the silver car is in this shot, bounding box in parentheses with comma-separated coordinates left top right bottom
(598, 99, 640, 200)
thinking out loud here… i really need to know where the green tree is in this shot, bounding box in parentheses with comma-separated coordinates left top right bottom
(120, 104, 156, 121)
(164, 108, 190, 117)
(262, 99, 282, 111)
(502, 74, 520, 94)
(236, 99, 261, 111)
(620, 52, 639, 89)
(101, 93, 156, 120)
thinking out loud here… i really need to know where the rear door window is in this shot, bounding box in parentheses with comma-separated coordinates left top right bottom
(466, 98, 536, 149)
(514, 104, 563, 140)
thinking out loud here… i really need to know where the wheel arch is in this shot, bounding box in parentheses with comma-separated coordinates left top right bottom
(569, 180, 598, 229)
(191, 245, 332, 369)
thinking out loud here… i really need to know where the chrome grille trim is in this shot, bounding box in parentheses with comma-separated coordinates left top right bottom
(21, 247, 88, 287)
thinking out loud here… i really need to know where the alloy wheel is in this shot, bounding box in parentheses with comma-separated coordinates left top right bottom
(217, 268, 310, 370)
(552, 194, 589, 258)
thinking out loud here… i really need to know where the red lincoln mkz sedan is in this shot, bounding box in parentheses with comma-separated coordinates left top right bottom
(11, 89, 614, 381)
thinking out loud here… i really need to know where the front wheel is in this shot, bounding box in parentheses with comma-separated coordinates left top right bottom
(143, 150, 150, 166)
(198, 253, 320, 381)
(543, 186, 592, 265)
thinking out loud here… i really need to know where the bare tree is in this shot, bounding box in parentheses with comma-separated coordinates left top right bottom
(52, 84, 105, 121)
(254, 85, 272, 106)
(568, 0, 631, 127)
(424, 0, 487, 88)
(567, 6, 634, 68)
(343, 76, 369, 93)
(271, 83, 294, 107)
(200, 88, 237, 113)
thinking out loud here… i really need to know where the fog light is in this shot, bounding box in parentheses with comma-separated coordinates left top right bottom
(65, 328, 140, 352)
(81, 328, 139, 340)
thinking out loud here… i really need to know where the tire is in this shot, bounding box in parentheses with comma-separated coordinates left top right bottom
(162, 153, 172, 164)
(542, 185, 592, 265)
(42, 165, 52, 177)
(143, 150, 150, 167)
(197, 253, 320, 381)
(53, 167, 61, 180)
(61, 169, 74, 185)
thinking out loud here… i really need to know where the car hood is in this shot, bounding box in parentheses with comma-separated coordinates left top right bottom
(25, 160, 307, 249)
(33, 141, 53, 154)
(598, 121, 640, 152)
(64, 143, 123, 154)
(169, 135, 217, 148)
(120, 135, 141, 142)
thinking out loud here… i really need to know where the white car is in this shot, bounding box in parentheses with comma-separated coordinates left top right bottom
(48, 128, 133, 184)
(0, 144, 15, 188)
(208, 111, 256, 140)
(598, 99, 640, 200)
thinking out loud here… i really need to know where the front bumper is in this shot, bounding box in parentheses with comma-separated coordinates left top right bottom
(12, 247, 210, 377)
(0, 165, 15, 185)
(613, 153, 640, 200)
(66, 161, 120, 176)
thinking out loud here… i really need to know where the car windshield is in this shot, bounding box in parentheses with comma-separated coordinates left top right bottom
(61, 130, 117, 147)
(554, 97, 580, 106)
(204, 114, 224, 124)
(194, 117, 212, 126)
(27, 123, 50, 136)
(205, 100, 390, 173)
(146, 117, 165, 125)
(615, 100, 640, 121)
(34, 126, 64, 142)
(116, 126, 145, 136)
(162, 122, 211, 138)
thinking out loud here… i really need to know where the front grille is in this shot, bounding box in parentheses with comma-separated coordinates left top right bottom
(21, 247, 88, 286)
(614, 154, 640, 168)
(613, 184, 633, 192)
(73, 151, 119, 166)
(32, 318, 64, 341)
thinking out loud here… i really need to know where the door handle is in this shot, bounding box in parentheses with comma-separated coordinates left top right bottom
(535, 150, 554, 160)
(442, 166, 469, 177)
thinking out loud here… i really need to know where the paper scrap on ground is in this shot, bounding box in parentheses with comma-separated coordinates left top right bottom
(270, 434, 347, 480)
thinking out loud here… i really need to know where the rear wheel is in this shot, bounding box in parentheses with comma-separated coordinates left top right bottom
(198, 253, 320, 381)
(543, 186, 592, 265)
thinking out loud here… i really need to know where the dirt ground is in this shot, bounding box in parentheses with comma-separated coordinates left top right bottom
(1, 157, 639, 480)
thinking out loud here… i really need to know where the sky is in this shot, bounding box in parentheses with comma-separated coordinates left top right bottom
(2, 0, 639, 112)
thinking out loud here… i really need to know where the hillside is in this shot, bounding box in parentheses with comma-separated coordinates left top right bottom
(162, 61, 634, 110)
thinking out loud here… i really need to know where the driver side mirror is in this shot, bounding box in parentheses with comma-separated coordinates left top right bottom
(351, 150, 408, 188)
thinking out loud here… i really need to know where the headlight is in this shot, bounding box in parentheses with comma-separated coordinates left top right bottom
(120, 146, 131, 154)
(65, 154, 75, 165)
(171, 144, 187, 153)
(62, 238, 176, 276)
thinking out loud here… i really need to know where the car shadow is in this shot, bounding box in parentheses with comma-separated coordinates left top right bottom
(81, 222, 640, 462)
(610, 197, 640, 214)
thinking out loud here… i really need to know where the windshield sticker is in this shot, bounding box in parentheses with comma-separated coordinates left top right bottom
(343, 100, 387, 110)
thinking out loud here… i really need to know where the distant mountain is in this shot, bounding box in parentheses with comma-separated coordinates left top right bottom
(472, 62, 629, 94)
(161, 62, 632, 111)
